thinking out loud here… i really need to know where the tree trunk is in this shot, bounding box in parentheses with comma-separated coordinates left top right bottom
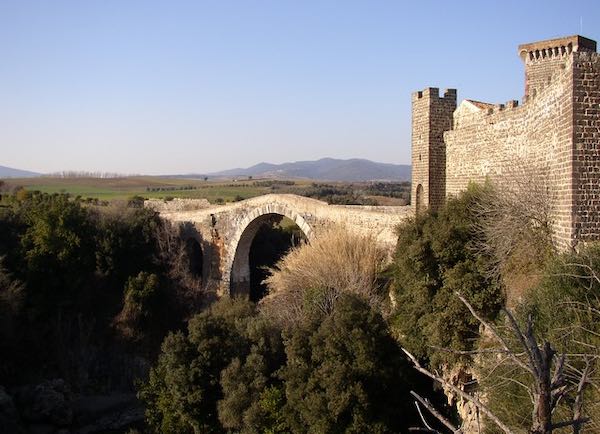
(530, 342, 554, 434)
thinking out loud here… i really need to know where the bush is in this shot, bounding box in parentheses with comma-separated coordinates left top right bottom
(18, 193, 97, 310)
(140, 292, 429, 433)
(389, 185, 504, 367)
(0, 192, 192, 389)
(139, 297, 257, 433)
(95, 206, 162, 285)
(262, 225, 387, 327)
(217, 316, 286, 432)
(114, 272, 162, 342)
(280, 293, 420, 433)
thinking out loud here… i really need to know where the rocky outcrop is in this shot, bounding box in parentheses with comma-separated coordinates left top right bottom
(441, 365, 484, 434)
(15, 379, 73, 428)
(0, 385, 21, 434)
(1, 380, 144, 434)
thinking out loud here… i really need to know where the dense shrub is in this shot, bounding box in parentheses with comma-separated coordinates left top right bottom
(139, 297, 258, 434)
(0, 192, 199, 389)
(18, 193, 97, 310)
(280, 293, 420, 433)
(389, 185, 504, 367)
(114, 272, 164, 345)
(140, 293, 427, 434)
(95, 206, 163, 285)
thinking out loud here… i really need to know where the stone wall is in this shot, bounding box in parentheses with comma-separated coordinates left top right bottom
(442, 53, 576, 247)
(519, 35, 596, 99)
(414, 35, 600, 248)
(573, 52, 600, 241)
(145, 198, 211, 212)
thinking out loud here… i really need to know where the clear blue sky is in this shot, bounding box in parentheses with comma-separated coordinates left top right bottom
(1, 0, 599, 174)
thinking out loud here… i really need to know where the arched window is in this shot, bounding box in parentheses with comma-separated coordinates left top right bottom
(415, 184, 424, 216)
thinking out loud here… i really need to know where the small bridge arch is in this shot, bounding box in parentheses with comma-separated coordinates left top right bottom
(228, 203, 314, 296)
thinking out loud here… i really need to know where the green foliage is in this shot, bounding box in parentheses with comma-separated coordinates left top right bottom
(95, 207, 162, 285)
(280, 293, 418, 433)
(114, 272, 163, 342)
(0, 192, 185, 389)
(217, 317, 286, 433)
(18, 193, 97, 310)
(140, 292, 426, 433)
(255, 385, 288, 434)
(389, 185, 504, 366)
(139, 297, 258, 434)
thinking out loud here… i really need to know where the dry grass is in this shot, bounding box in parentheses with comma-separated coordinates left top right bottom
(260, 225, 387, 327)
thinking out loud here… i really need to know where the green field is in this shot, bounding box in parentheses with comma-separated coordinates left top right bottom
(0, 176, 410, 206)
(0, 176, 315, 203)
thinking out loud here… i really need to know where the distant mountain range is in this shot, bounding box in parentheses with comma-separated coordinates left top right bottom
(0, 165, 40, 178)
(1, 158, 412, 182)
(205, 158, 411, 182)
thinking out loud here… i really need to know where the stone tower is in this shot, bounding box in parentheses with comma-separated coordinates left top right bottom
(411, 87, 456, 215)
(519, 35, 596, 100)
(414, 35, 600, 249)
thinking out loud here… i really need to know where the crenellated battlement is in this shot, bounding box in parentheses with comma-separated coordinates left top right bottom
(413, 87, 457, 101)
(519, 35, 596, 63)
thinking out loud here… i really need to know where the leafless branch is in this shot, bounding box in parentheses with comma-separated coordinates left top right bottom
(455, 292, 533, 375)
(402, 348, 514, 434)
(410, 391, 461, 433)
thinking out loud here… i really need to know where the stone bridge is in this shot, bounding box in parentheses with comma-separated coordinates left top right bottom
(148, 194, 411, 296)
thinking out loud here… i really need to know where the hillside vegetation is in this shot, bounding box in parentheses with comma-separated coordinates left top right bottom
(0, 184, 598, 433)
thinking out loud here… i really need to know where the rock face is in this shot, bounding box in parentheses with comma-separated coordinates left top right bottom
(2, 380, 143, 434)
(441, 365, 484, 434)
(0, 385, 20, 433)
(16, 379, 73, 427)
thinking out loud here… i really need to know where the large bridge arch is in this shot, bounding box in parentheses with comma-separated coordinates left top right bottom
(227, 204, 314, 297)
(152, 193, 412, 296)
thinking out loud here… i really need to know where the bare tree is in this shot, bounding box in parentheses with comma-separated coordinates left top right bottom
(153, 219, 205, 312)
(472, 160, 556, 287)
(404, 292, 596, 434)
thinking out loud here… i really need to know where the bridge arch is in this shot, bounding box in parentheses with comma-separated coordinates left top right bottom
(178, 222, 207, 287)
(185, 237, 204, 279)
(228, 204, 313, 297)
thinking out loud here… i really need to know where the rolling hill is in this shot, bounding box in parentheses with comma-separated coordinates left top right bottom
(0, 165, 40, 178)
(206, 158, 411, 181)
